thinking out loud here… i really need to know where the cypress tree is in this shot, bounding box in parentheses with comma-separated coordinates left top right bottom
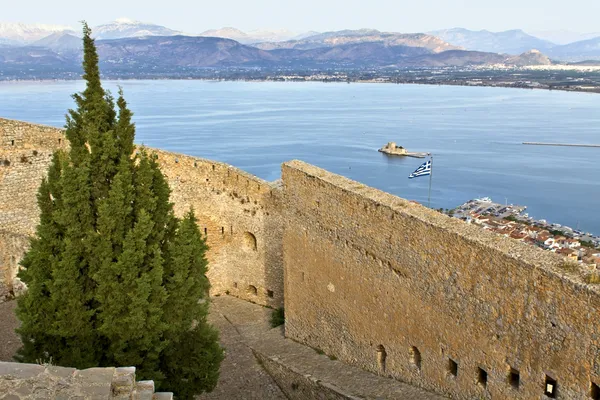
(15, 22, 223, 396)
(160, 210, 223, 399)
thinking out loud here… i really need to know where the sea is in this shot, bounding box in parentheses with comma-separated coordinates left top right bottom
(1, 80, 599, 234)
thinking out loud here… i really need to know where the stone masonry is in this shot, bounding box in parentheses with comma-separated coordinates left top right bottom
(0, 362, 173, 399)
(282, 160, 600, 400)
(0, 118, 283, 307)
(2, 118, 600, 399)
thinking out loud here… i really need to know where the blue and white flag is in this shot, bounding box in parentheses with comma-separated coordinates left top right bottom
(408, 160, 431, 179)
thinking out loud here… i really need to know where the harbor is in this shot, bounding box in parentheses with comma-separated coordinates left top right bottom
(378, 142, 429, 158)
(448, 197, 600, 266)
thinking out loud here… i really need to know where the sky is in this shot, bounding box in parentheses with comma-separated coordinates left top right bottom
(3, 0, 599, 34)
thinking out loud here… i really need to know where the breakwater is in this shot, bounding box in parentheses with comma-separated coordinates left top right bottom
(523, 142, 600, 148)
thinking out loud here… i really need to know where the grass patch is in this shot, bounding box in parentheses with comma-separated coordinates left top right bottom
(270, 307, 285, 328)
(586, 273, 600, 284)
(328, 354, 337, 360)
(557, 261, 579, 273)
(315, 348, 325, 355)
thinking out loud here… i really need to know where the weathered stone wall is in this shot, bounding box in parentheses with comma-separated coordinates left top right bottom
(0, 118, 284, 307)
(7, 117, 600, 399)
(150, 149, 283, 307)
(282, 160, 600, 400)
(0, 362, 173, 399)
(0, 231, 29, 301)
(0, 119, 68, 300)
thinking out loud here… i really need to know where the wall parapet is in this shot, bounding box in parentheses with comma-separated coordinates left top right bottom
(282, 159, 592, 290)
(282, 159, 600, 400)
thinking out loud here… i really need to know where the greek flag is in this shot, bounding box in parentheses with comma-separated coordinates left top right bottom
(408, 160, 431, 179)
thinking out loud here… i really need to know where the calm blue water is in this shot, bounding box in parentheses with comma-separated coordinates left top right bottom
(1, 80, 600, 234)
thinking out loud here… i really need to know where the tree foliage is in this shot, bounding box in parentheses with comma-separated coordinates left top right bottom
(15, 22, 223, 398)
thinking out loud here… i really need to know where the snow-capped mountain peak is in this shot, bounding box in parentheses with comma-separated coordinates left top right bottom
(92, 19, 183, 40)
(0, 22, 75, 45)
(114, 17, 137, 24)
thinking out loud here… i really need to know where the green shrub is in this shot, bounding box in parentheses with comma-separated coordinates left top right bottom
(270, 307, 285, 328)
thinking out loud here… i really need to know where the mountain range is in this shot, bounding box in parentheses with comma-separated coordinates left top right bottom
(428, 28, 555, 54)
(0, 19, 315, 46)
(2, 19, 600, 61)
(198, 27, 314, 44)
(0, 32, 551, 77)
(0, 23, 75, 45)
(3, 19, 600, 79)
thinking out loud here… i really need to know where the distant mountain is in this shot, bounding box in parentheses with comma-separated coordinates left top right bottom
(0, 34, 554, 79)
(199, 27, 249, 42)
(401, 49, 551, 67)
(292, 31, 320, 40)
(255, 29, 460, 53)
(94, 36, 276, 68)
(32, 32, 82, 54)
(531, 30, 600, 45)
(0, 23, 75, 45)
(546, 37, 600, 61)
(429, 28, 555, 54)
(506, 49, 552, 66)
(268, 42, 433, 66)
(199, 27, 309, 44)
(0, 46, 71, 66)
(93, 18, 183, 40)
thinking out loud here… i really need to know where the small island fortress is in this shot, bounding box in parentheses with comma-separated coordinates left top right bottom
(378, 141, 429, 158)
(2, 117, 600, 399)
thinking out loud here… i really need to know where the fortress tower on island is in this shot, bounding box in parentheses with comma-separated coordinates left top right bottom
(1, 117, 600, 399)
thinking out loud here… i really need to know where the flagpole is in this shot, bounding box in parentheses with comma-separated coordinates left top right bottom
(427, 154, 433, 208)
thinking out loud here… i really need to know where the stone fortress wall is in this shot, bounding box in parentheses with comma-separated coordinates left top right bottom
(282, 160, 600, 400)
(0, 118, 284, 308)
(2, 118, 600, 399)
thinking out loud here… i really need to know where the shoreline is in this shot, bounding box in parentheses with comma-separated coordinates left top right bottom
(1, 76, 600, 95)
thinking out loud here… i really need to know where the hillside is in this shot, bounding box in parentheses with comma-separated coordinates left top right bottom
(399, 49, 551, 67)
(95, 36, 276, 68)
(546, 36, 600, 61)
(255, 29, 461, 53)
(31, 32, 82, 54)
(429, 28, 555, 54)
(268, 42, 433, 66)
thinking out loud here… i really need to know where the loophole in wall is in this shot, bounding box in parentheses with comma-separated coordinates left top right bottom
(477, 367, 488, 388)
(545, 375, 557, 398)
(591, 382, 600, 400)
(410, 346, 421, 370)
(508, 367, 520, 389)
(376, 345, 386, 372)
(448, 358, 458, 377)
(243, 232, 257, 251)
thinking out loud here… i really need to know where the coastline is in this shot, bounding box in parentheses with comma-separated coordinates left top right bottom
(1, 76, 600, 95)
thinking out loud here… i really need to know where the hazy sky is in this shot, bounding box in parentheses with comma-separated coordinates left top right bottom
(4, 0, 599, 34)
